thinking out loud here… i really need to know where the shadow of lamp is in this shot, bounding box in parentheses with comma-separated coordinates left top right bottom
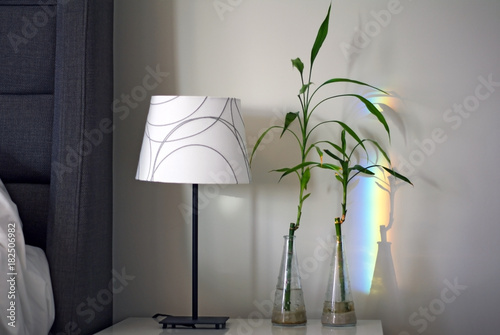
(136, 96, 251, 329)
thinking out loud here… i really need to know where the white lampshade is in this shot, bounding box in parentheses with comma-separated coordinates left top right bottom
(136, 96, 251, 184)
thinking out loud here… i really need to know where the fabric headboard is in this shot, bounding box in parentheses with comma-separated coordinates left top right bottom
(0, 0, 113, 334)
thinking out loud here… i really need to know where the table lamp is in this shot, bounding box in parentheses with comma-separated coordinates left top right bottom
(136, 96, 251, 329)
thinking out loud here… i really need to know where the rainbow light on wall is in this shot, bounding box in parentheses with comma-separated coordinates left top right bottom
(353, 168, 391, 294)
(345, 90, 397, 294)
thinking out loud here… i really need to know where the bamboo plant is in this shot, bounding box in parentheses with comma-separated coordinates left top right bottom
(250, 3, 411, 314)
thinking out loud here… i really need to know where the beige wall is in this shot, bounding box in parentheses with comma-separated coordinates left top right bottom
(113, 1, 500, 334)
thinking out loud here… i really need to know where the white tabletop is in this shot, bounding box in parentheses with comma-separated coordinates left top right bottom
(95, 318, 383, 335)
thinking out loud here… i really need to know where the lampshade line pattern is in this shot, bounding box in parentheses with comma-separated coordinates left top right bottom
(149, 96, 207, 127)
(136, 96, 251, 185)
(153, 143, 240, 183)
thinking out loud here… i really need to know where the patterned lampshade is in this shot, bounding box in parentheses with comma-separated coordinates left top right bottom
(136, 96, 251, 184)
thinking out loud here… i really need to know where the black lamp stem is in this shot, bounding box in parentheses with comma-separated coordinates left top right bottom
(192, 183, 199, 320)
(158, 183, 228, 329)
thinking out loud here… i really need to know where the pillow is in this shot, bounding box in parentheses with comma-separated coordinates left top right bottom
(0, 178, 55, 334)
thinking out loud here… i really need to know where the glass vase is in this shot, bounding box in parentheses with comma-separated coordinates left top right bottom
(322, 225, 357, 327)
(272, 235, 307, 326)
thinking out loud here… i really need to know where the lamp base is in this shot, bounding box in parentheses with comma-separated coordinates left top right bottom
(159, 316, 229, 329)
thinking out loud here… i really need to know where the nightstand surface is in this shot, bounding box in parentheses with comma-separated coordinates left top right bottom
(95, 318, 383, 334)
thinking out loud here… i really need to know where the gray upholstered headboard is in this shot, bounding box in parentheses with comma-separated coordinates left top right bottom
(0, 0, 113, 334)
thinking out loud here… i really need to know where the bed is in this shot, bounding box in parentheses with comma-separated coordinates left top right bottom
(0, 0, 113, 334)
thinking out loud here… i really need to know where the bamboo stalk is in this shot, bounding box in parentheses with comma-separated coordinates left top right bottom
(335, 220, 346, 302)
(284, 223, 296, 311)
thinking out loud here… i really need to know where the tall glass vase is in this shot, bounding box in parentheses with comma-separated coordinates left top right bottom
(272, 235, 307, 326)
(322, 223, 357, 327)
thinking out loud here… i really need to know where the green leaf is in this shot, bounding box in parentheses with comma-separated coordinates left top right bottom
(343, 94, 391, 140)
(310, 92, 391, 141)
(318, 163, 341, 172)
(351, 164, 375, 175)
(358, 95, 391, 140)
(321, 141, 344, 155)
(382, 167, 413, 185)
(273, 161, 319, 181)
(341, 129, 346, 152)
(291, 58, 304, 76)
(311, 4, 331, 67)
(315, 146, 323, 160)
(280, 112, 299, 138)
(249, 125, 283, 165)
(302, 167, 311, 190)
(324, 149, 344, 164)
(333, 121, 367, 151)
(274, 167, 294, 173)
(335, 173, 343, 183)
(302, 193, 311, 202)
(319, 77, 388, 95)
(299, 82, 313, 95)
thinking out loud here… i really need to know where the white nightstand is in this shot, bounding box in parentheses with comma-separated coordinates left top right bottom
(95, 318, 383, 334)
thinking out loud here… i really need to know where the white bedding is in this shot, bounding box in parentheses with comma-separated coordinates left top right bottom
(0, 178, 55, 334)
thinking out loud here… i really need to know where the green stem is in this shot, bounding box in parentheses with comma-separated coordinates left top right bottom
(335, 220, 346, 302)
(283, 107, 307, 312)
(284, 223, 296, 311)
(281, 63, 311, 313)
(283, 113, 307, 311)
(334, 147, 349, 303)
